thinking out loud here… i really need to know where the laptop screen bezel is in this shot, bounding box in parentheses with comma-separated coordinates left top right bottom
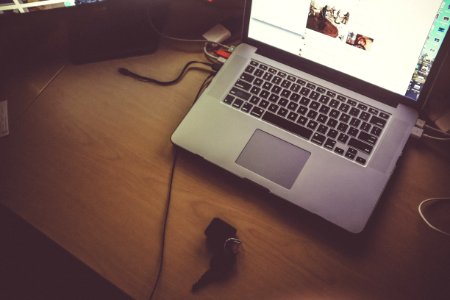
(241, 0, 450, 111)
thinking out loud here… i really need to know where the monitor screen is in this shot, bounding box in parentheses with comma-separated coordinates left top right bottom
(0, 0, 105, 14)
(248, 0, 450, 102)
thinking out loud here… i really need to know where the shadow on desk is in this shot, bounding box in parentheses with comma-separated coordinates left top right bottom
(0, 204, 131, 300)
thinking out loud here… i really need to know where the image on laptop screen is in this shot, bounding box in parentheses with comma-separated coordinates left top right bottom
(0, 0, 105, 14)
(248, 0, 450, 101)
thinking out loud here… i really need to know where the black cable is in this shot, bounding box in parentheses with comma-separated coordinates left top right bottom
(118, 61, 215, 86)
(148, 147, 178, 300)
(194, 72, 216, 103)
(148, 72, 216, 300)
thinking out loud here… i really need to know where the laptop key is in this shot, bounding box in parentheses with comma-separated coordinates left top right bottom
(290, 93, 301, 102)
(310, 91, 320, 100)
(287, 101, 298, 111)
(269, 94, 279, 102)
(260, 90, 270, 99)
(347, 99, 357, 106)
(360, 122, 371, 132)
(327, 91, 336, 98)
(307, 120, 318, 130)
(287, 75, 296, 82)
(319, 105, 330, 114)
(277, 108, 288, 117)
(258, 100, 269, 108)
(300, 87, 311, 96)
(309, 101, 320, 110)
(356, 157, 367, 165)
(271, 85, 282, 94)
(317, 114, 328, 123)
(312, 133, 326, 145)
(235, 80, 252, 91)
(259, 64, 268, 70)
(329, 109, 340, 119)
(345, 148, 357, 160)
(334, 147, 344, 155)
(349, 107, 360, 117)
(281, 89, 291, 98)
(348, 138, 373, 154)
(338, 133, 349, 143)
(287, 112, 298, 122)
(317, 124, 328, 134)
(250, 107, 264, 117)
(249, 95, 260, 105)
(379, 112, 390, 119)
(290, 83, 301, 92)
(297, 105, 308, 115)
(296, 79, 306, 85)
(232, 99, 244, 108)
(254, 69, 264, 78)
(337, 123, 349, 132)
(371, 126, 382, 136)
(330, 99, 340, 108)
(224, 95, 235, 104)
(357, 103, 368, 111)
(360, 112, 371, 121)
(350, 117, 361, 127)
(281, 80, 291, 89)
(369, 108, 379, 115)
(324, 138, 336, 150)
(230, 88, 251, 100)
(327, 129, 338, 138)
(263, 73, 273, 81)
(297, 116, 308, 125)
(241, 72, 255, 83)
(278, 98, 289, 107)
(245, 65, 255, 73)
(300, 97, 310, 106)
(272, 76, 282, 85)
(327, 118, 338, 128)
(319, 95, 330, 104)
(370, 115, 387, 128)
(241, 103, 253, 113)
(339, 103, 350, 113)
(348, 127, 359, 137)
(268, 103, 279, 113)
(254, 78, 263, 85)
(358, 131, 377, 145)
(250, 86, 261, 95)
(307, 110, 318, 120)
(262, 112, 313, 140)
(316, 87, 326, 93)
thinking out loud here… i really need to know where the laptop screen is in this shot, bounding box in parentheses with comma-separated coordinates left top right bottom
(248, 0, 450, 102)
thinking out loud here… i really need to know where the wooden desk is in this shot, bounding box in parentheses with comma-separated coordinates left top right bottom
(1, 42, 450, 300)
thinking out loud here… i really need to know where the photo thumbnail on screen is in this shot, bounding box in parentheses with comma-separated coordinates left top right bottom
(0, 0, 105, 14)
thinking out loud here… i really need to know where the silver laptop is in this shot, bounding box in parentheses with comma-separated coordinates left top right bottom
(172, 0, 450, 233)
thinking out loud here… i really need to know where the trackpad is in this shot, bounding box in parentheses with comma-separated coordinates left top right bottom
(236, 129, 310, 189)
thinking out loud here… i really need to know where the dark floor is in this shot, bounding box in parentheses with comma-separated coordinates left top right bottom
(0, 204, 131, 300)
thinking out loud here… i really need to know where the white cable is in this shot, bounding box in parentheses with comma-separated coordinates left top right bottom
(418, 197, 450, 237)
(147, 14, 231, 50)
(425, 124, 450, 137)
(423, 134, 450, 141)
(203, 43, 220, 62)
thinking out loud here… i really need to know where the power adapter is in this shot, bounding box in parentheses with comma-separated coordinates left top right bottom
(202, 24, 231, 43)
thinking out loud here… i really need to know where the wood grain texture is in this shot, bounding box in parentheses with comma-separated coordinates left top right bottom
(1, 42, 450, 300)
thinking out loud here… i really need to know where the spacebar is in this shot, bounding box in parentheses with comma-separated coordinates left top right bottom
(262, 112, 313, 140)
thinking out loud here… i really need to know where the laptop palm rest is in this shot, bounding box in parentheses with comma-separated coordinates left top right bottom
(236, 129, 310, 189)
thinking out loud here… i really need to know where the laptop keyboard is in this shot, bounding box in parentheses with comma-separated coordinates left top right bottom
(223, 60, 391, 166)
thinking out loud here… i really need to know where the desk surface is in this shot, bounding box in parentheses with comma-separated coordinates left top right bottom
(1, 42, 450, 300)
